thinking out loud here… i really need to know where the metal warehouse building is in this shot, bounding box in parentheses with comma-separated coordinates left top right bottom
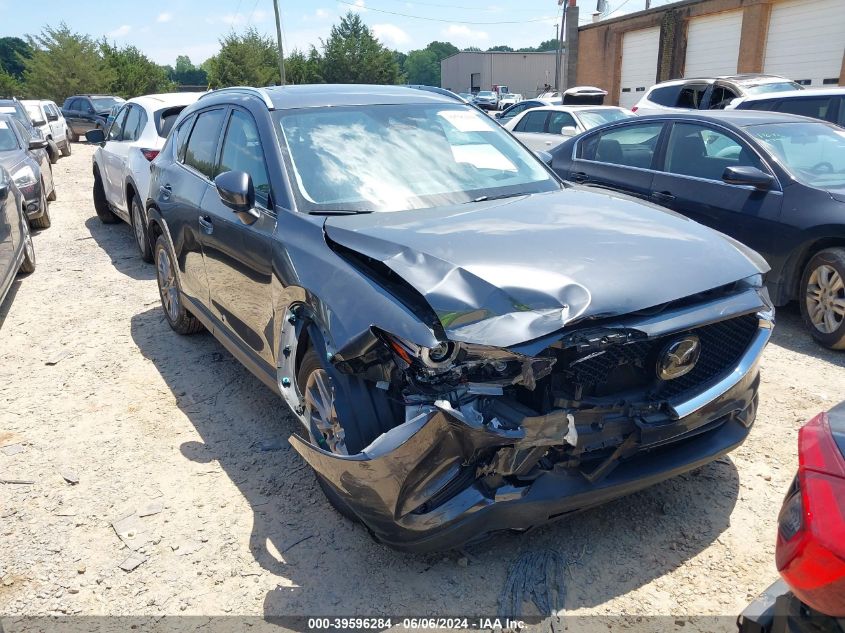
(574, 0, 845, 108)
(440, 51, 558, 98)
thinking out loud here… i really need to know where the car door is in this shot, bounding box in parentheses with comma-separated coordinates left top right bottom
(511, 110, 552, 151)
(565, 121, 666, 199)
(63, 99, 81, 133)
(200, 107, 275, 366)
(157, 108, 227, 312)
(103, 104, 143, 212)
(100, 106, 129, 206)
(650, 121, 783, 260)
(77, 99, 97, 133)
(45, 103, 63, 140)
(0, 165, 16, 283)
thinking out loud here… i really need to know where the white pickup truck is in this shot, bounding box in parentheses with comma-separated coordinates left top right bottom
(23, 100, 71, 162)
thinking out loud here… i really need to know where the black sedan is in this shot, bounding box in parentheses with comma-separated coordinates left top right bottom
(550, 111, 845, 349)
(0, 114, 54, 229)
(0, 165, 36, 308)
(145, 85, 772, 551)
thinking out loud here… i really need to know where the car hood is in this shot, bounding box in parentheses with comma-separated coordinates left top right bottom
(323, 188, 768, 348)
(828, 190, 845, 204)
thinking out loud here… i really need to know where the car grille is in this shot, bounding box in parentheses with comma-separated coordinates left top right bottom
(559, 313, 760, 403)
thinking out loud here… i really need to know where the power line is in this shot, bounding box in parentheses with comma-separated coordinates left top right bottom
(246, 0, 261, 24)
(334, 0, 558, 24)
(376, 0, 559, 12)
(604, 0, 634, 18)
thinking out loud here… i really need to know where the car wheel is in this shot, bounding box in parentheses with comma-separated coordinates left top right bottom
(29, 186, 51, 230)
(60, 139, 71, 157)
(154, 235, 203, 335)
(67, 129, 78, 143)
(131, 194, 152, 263)
(46, 139, 59, 164)
(800, 248, 845, 350)
(18, 213, 36, 274)
(92, 169, 118, 224)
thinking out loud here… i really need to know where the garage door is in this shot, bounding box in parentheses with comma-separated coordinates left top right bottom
(764, 0, 845, 87)
(684, 11, 742, 77)
(619, 27, 660, 109)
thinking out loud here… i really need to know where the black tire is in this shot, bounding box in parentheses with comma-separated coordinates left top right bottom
(67, 128, 78, 143)
(154, 235, 204, 335)
(29, 187, 51, 230)
(131, 194, 152, 262)
(18, 212, 35, 274)
(93, 169, 118, 224)
(60, 139, 71, 157)
(46, 139, 59, 164)
(800, 248, 845, 350)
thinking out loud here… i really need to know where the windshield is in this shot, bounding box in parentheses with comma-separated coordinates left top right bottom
(91, 97, 124, 111)
(745, 81, 803, 95)
(577, 108, 634, 130)
(0, 120, 18, 151)
(274, 103, 559, 213)
(748, 121, 845, 189)
(477, 92, 495, 98)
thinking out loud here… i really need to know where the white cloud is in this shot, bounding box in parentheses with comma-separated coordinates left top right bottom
(216, 9, 269, 25)
(352, 0, 366, 11)
(107, 25, 131, 38)
(156, 12, 172, 23)
(372, 23, 410, 46)
(443, 24, 488, 42)
(315, 8, 330, 18)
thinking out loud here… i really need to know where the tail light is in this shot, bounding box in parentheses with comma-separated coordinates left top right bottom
(776, 411, 845, 617)
(631, 106, 638, 112)
(140, 148, 160, 161)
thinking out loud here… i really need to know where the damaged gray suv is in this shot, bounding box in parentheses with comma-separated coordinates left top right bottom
(146, 85, 774, 552)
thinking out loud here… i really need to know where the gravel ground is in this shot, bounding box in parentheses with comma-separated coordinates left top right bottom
(1, 144, 844, 628)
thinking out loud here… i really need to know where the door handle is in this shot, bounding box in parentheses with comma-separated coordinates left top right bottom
(651, 191, 675, 202)
(198, 215, 213, 234)
(159, 184, 172, 200)
(571, 171, 589, 183)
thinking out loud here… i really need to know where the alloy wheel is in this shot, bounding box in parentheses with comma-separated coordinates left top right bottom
(303, 368, 347, 455)
(806, 264, 845, 334)
(156, 247, 180, 322)
(23, 220, 34, 264)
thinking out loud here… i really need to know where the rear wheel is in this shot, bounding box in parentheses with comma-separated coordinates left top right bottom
(29, 187, 51, 230)
(93, 169, 118, 224)
(154, 235, 203, 335)
(131, 194, 152, 262)
(60, 138, 71, 157)
(800, 248, 845, 350)
(67, 128, 78, 143)
(18, 213, 35, 274)
(46, 139, 59, 164)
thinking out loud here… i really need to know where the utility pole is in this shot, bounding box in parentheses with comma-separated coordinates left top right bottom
(645, 0, 651, 8)
(272, 0, 286, 86)
(554, 23, 560, 90)
(556, 0, 566, 90)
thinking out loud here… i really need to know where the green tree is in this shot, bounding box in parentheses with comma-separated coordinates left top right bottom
(462, 46, 482, 52)
(101, 43, 173, 98)
(424, 41, 458, 62)
(22, 24, 114, 103)
(319, 12, 401, 84)
(0, 68, 21, 96)
(285, 48, 324, 84)
(206, 28, 279, 88)
(392, 50, 407, 77)
(171, 55, 207, 86)
(536, 38, 560, 52)
(487, 45, 514, 52)
(404, 49, 439, 85)
(0, 37, 32, 79)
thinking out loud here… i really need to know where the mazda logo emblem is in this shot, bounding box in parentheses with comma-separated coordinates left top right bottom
(656, 335, 701, 380)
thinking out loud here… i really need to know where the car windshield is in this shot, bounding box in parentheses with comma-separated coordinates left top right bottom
(477, 92, 495, 98)
(274, 103, 559, 213)
(91, 97, 123, 111)
(748, 121, 845, 189)
(576, 108, 633, 130)
(502, 94, 517, 99)
(0, 121, 18, 151)
(744, 81, 803, 95)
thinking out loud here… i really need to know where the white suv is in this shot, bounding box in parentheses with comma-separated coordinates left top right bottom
(22, 100, 70, 162)
(88, 92, 201, 261)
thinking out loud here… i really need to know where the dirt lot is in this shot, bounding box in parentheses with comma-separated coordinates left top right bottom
(1, 143, 844, 626)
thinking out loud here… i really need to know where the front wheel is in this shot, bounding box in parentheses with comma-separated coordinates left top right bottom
(93, 169, 118, 224)
(154, 235, 203, 335)
(800, 248, 845, 349)
(29, 187, 51, 230)
(18, 214, 36, 274)
(61, 138, 71, 157)
(46, 139, 59, 164)
(131, 194, 152, 262)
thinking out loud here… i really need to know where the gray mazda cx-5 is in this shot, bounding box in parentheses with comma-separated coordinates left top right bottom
(144, 84, 774, 552)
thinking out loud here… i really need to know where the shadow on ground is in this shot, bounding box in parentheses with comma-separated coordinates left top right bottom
(769, 302, 845, 368)
(85, 215, 154, 281)
(0, 277, 22, 330)
(130, 304, 741, 617)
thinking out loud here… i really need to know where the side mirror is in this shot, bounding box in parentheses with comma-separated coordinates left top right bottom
(46, 112, 58, 122)
(215, 171, 258, 220)
(494, 112, 502, 119)
(722, 165, 774, 190)
(534, 150, 553, 166)
(31, 118, 45, 127)
(85, 128, 105, 145)
(28, 138, 48, 150)
(560, 126, 578, 136)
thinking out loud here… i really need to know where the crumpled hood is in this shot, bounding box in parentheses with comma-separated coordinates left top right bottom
(324, 188, 767, 347)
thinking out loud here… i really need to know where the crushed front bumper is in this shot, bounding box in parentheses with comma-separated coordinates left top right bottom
(290, 319, 768, 552)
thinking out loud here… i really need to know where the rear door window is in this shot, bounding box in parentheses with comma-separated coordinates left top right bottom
(515, 110, 549, 133)
(183, 108, 226, 179)
(775, 96, 834, 122)
(648, 85, 681, 107)
(122, 106, 145, 142)
(579, 123, 664, 169)
(708, 85, 740, 110)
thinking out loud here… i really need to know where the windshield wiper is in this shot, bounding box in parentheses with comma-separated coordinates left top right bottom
(467, 192, 528, 204)
(308, 209, 373, 216)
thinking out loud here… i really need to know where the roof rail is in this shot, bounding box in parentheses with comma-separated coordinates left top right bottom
(198, 86, 274, 109)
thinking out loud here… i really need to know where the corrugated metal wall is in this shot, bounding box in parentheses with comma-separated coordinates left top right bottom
(441, 52, 557, 97)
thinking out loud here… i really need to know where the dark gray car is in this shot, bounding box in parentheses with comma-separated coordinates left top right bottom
(0, 114, 54, 229)
(144, 85, 773, 551)
(0, 165, 36, 308)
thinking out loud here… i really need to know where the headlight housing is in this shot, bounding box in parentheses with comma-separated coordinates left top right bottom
(13, 166, 37, 188)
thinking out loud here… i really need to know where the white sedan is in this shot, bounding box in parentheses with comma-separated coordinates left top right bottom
(504, 105, 635, 151)
(498, 93, 522, 109)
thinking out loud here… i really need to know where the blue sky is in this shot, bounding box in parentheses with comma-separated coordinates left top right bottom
(0, 0, 678, 66)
